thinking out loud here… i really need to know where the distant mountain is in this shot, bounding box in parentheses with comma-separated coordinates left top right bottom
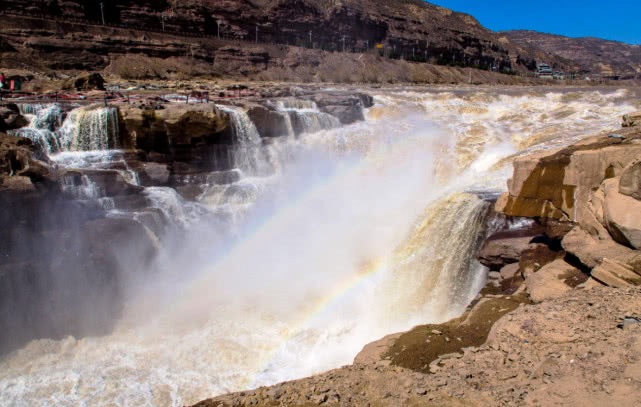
(503, 30, 641, 77)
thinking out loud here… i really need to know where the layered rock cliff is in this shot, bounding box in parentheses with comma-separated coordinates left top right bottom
(494, 116, 641, 287)
(0, 0, 570, 78)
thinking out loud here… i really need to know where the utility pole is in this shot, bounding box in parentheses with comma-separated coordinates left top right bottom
(99, 2, 105, 25)
(217, 20, 222, 39)
(342, 35, 346, 52)
(255, 25, 259, 43)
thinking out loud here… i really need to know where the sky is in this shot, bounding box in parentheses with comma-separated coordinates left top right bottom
(427, 1, 641, 45)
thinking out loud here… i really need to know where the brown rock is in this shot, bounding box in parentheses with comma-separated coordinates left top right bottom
(119, 104, 231, 159)
(319, 105, 364, 125)
(591, 258, 641, 287)
(602, 178, 641, 249)
(477, 225, 544, 270)
(62, 72, 106, 91)
(60, 169, 143, 197)
(623, 111, 641, 127)
(500, 263, 520, 280)
(525, 259, 580, 303)
(0, 175, 35, 193)
(539, 218, 575, 240)
(246, 105, 290, 138)
(519, 242, 563, 278)
(496, 134, 641, 223)
(0, 107, 28, 131)
(561, 227, 641, 274)
(619, 159, 641, 200)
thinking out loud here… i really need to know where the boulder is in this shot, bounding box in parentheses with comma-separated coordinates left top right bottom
(561, 227, 641, 274)
(499, 263, 520, 280)
(60, 169, 143, 197)
(519, 242, 563, 278)
(136, 162, 170, 186)
(538, 218, 575, 240)
(622, 111, 641, 127)
(619, 159, 641, 200)
(602, 178, 641, 249)
(119, 104, 231, 163)
(0, 175, 35, 193)
(0, 107, 29, 131)
(320, 105, 364, 125)
(525, 259, 581, 303)
(496, 133, 641, 224)
(477, 233, 535, 270)
(247, 105, 290, 138)
(590, 258, 641, 287)
(0, 133, 53, 182)
(62, 72, 106, 91)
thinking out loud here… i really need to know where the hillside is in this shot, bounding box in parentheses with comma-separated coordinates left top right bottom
(504, 30, 641, 77)
(0, 0, 570, 79)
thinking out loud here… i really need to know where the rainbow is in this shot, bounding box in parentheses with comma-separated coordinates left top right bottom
(173, 120, 449, 391)
(243, 256, 390, 389)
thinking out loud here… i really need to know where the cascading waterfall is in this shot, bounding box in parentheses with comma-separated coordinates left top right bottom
(9, 104, 120, 153)
(380, 193, 489, 325)
(219, 105, 275, 176)
(10, 104, 65, 153)
(1, 88, 639, 407)
(275, 99, 341, 135)
(57, 106, 120, 151)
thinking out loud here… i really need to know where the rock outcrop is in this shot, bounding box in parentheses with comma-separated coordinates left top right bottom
(61, 72, 106, 91)
(495, 121, 641, 291)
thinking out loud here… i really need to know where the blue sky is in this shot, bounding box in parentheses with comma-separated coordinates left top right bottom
(427, 1, 641, 44)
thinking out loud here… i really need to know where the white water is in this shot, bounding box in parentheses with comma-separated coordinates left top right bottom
(11, 104, 119, 153)
(275, 99, 342, 136)
(0, 88, 638, 406)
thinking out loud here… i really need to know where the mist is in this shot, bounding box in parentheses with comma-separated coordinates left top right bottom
(1, 88, 638, 406)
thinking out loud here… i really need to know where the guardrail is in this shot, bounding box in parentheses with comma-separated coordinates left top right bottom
(0, 88, 258, 106)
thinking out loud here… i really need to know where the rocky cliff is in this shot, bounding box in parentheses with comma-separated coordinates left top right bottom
(504, 30, 641, 77)
(0, 0, 570, 78)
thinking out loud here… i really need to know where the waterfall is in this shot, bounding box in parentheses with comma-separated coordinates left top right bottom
(275, 99, 341, 135)
(4, 89, 638, 407)
(10, 104, 64, 153)
(381, 193, 489, 324)
(59, 172, 115, 210)
(9, 104, 119, 153)
(219, 105, 274, 176)
(57, 106, 120, 151)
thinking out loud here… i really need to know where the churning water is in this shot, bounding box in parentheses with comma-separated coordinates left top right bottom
(0, 88, 638, 406)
